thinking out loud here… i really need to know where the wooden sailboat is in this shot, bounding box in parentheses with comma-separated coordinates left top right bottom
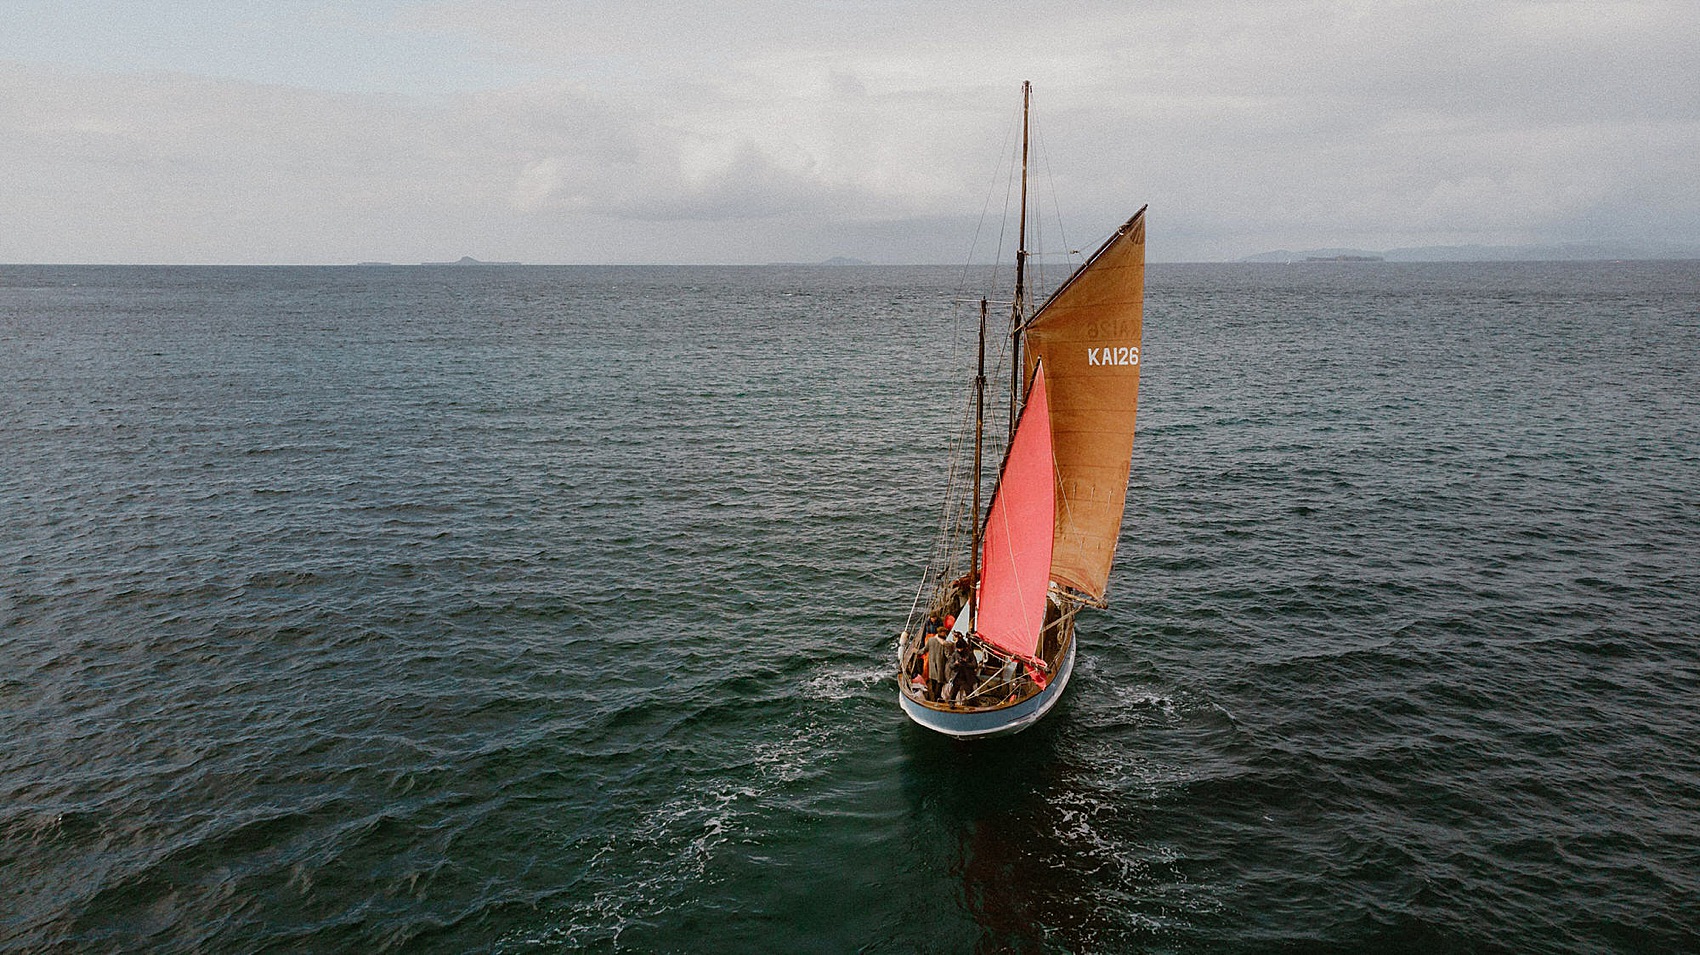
(898, 82, 1147, 738)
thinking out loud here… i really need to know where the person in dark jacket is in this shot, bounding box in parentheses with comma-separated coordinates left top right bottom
(950, 638, 979, 703)
(924, 628, 951, 701)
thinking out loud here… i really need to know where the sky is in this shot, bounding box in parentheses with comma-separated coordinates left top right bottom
(2, 0, 1696, 264)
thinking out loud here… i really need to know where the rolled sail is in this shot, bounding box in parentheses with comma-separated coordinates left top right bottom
(1022, 207, 1146, 602)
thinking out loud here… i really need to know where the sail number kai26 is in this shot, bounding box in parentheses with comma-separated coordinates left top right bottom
(1087, 346, 1140, 366)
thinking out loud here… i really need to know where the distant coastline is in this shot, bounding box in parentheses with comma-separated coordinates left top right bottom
(761, 256, 872, 267)
(420, 256, 522, 267)
(1241, 241, 1700, 263)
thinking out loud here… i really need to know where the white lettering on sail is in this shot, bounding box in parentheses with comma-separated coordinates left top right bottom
(1087, 346, 1139, 366)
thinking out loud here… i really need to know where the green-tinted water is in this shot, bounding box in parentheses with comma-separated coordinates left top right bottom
(3, 262, 1697, 952)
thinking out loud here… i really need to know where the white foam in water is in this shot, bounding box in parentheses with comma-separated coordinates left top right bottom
(536, 781, 759, 949)
(7, 262, 1700, 952)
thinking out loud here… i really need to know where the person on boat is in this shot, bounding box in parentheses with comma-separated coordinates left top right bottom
(942, 633, 965, 702)
(951, 637, 979, 704)
(923, 627, 951, 701)
(920, 614, 943, 653)
(911, 617, 940, 677)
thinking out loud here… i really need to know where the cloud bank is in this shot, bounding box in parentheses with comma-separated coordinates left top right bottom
(2, 0, 1696, 263)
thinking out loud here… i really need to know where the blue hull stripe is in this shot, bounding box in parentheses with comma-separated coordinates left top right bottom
(898, 639, 1076, 738)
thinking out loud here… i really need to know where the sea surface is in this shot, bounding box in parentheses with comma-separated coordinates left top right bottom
(2, 260, 1697, 953)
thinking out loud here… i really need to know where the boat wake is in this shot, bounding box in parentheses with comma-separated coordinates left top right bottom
(513, 660, 885, 950)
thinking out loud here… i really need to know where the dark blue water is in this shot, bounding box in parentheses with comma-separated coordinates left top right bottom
(3, 261, 1697, 953)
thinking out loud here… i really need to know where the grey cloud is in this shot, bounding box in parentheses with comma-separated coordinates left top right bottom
(3, 0, 1698, 263)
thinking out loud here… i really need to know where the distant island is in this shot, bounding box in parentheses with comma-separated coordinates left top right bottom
(422, 256, 522, 266)
(1242, 241, 1700, 263)
(763, 256, 873, 267)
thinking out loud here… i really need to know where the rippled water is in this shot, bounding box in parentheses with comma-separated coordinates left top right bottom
(3, 261, 1697, 952)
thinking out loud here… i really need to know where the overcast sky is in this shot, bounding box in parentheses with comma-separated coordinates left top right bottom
(3, 0, 1696, 263)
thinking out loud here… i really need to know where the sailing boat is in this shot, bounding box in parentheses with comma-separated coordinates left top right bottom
(898, 82, 1146, 738)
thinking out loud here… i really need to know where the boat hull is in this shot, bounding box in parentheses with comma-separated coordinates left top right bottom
(898, 636, 1076, 739)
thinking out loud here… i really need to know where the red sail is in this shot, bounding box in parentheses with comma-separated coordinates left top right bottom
(977, 365, 1055, 663)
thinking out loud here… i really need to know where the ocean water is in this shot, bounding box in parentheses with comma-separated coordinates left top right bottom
(2, 260, 1697, 953)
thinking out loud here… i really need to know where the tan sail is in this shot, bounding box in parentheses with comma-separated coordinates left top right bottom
(898, 82, 1147, 738)
(1022, 207, 1146, 602)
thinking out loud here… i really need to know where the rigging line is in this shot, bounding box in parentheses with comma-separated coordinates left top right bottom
(992, 136, 1016, 299)
(1025, 94, 1045, 309)
(1020, 208, 1143, 333)
(903, 567, 930, 635)
(938, 387, 977, 545)
(917, 97, 1031, 628)
(950, 121, 1018, 402)
(984, 89, 1029, 303)
(926, 343, 1013, 623)
(960, 110, 1019, 294)
(1033, 110, 1078, 281)
(944, 101, 1024, 479)
(917, 334, 982, 621)
(940, 325, 996, 580)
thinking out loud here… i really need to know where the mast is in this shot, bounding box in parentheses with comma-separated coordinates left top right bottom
(1010, 80, 1031, 444)
(968, 297, 988, 635)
